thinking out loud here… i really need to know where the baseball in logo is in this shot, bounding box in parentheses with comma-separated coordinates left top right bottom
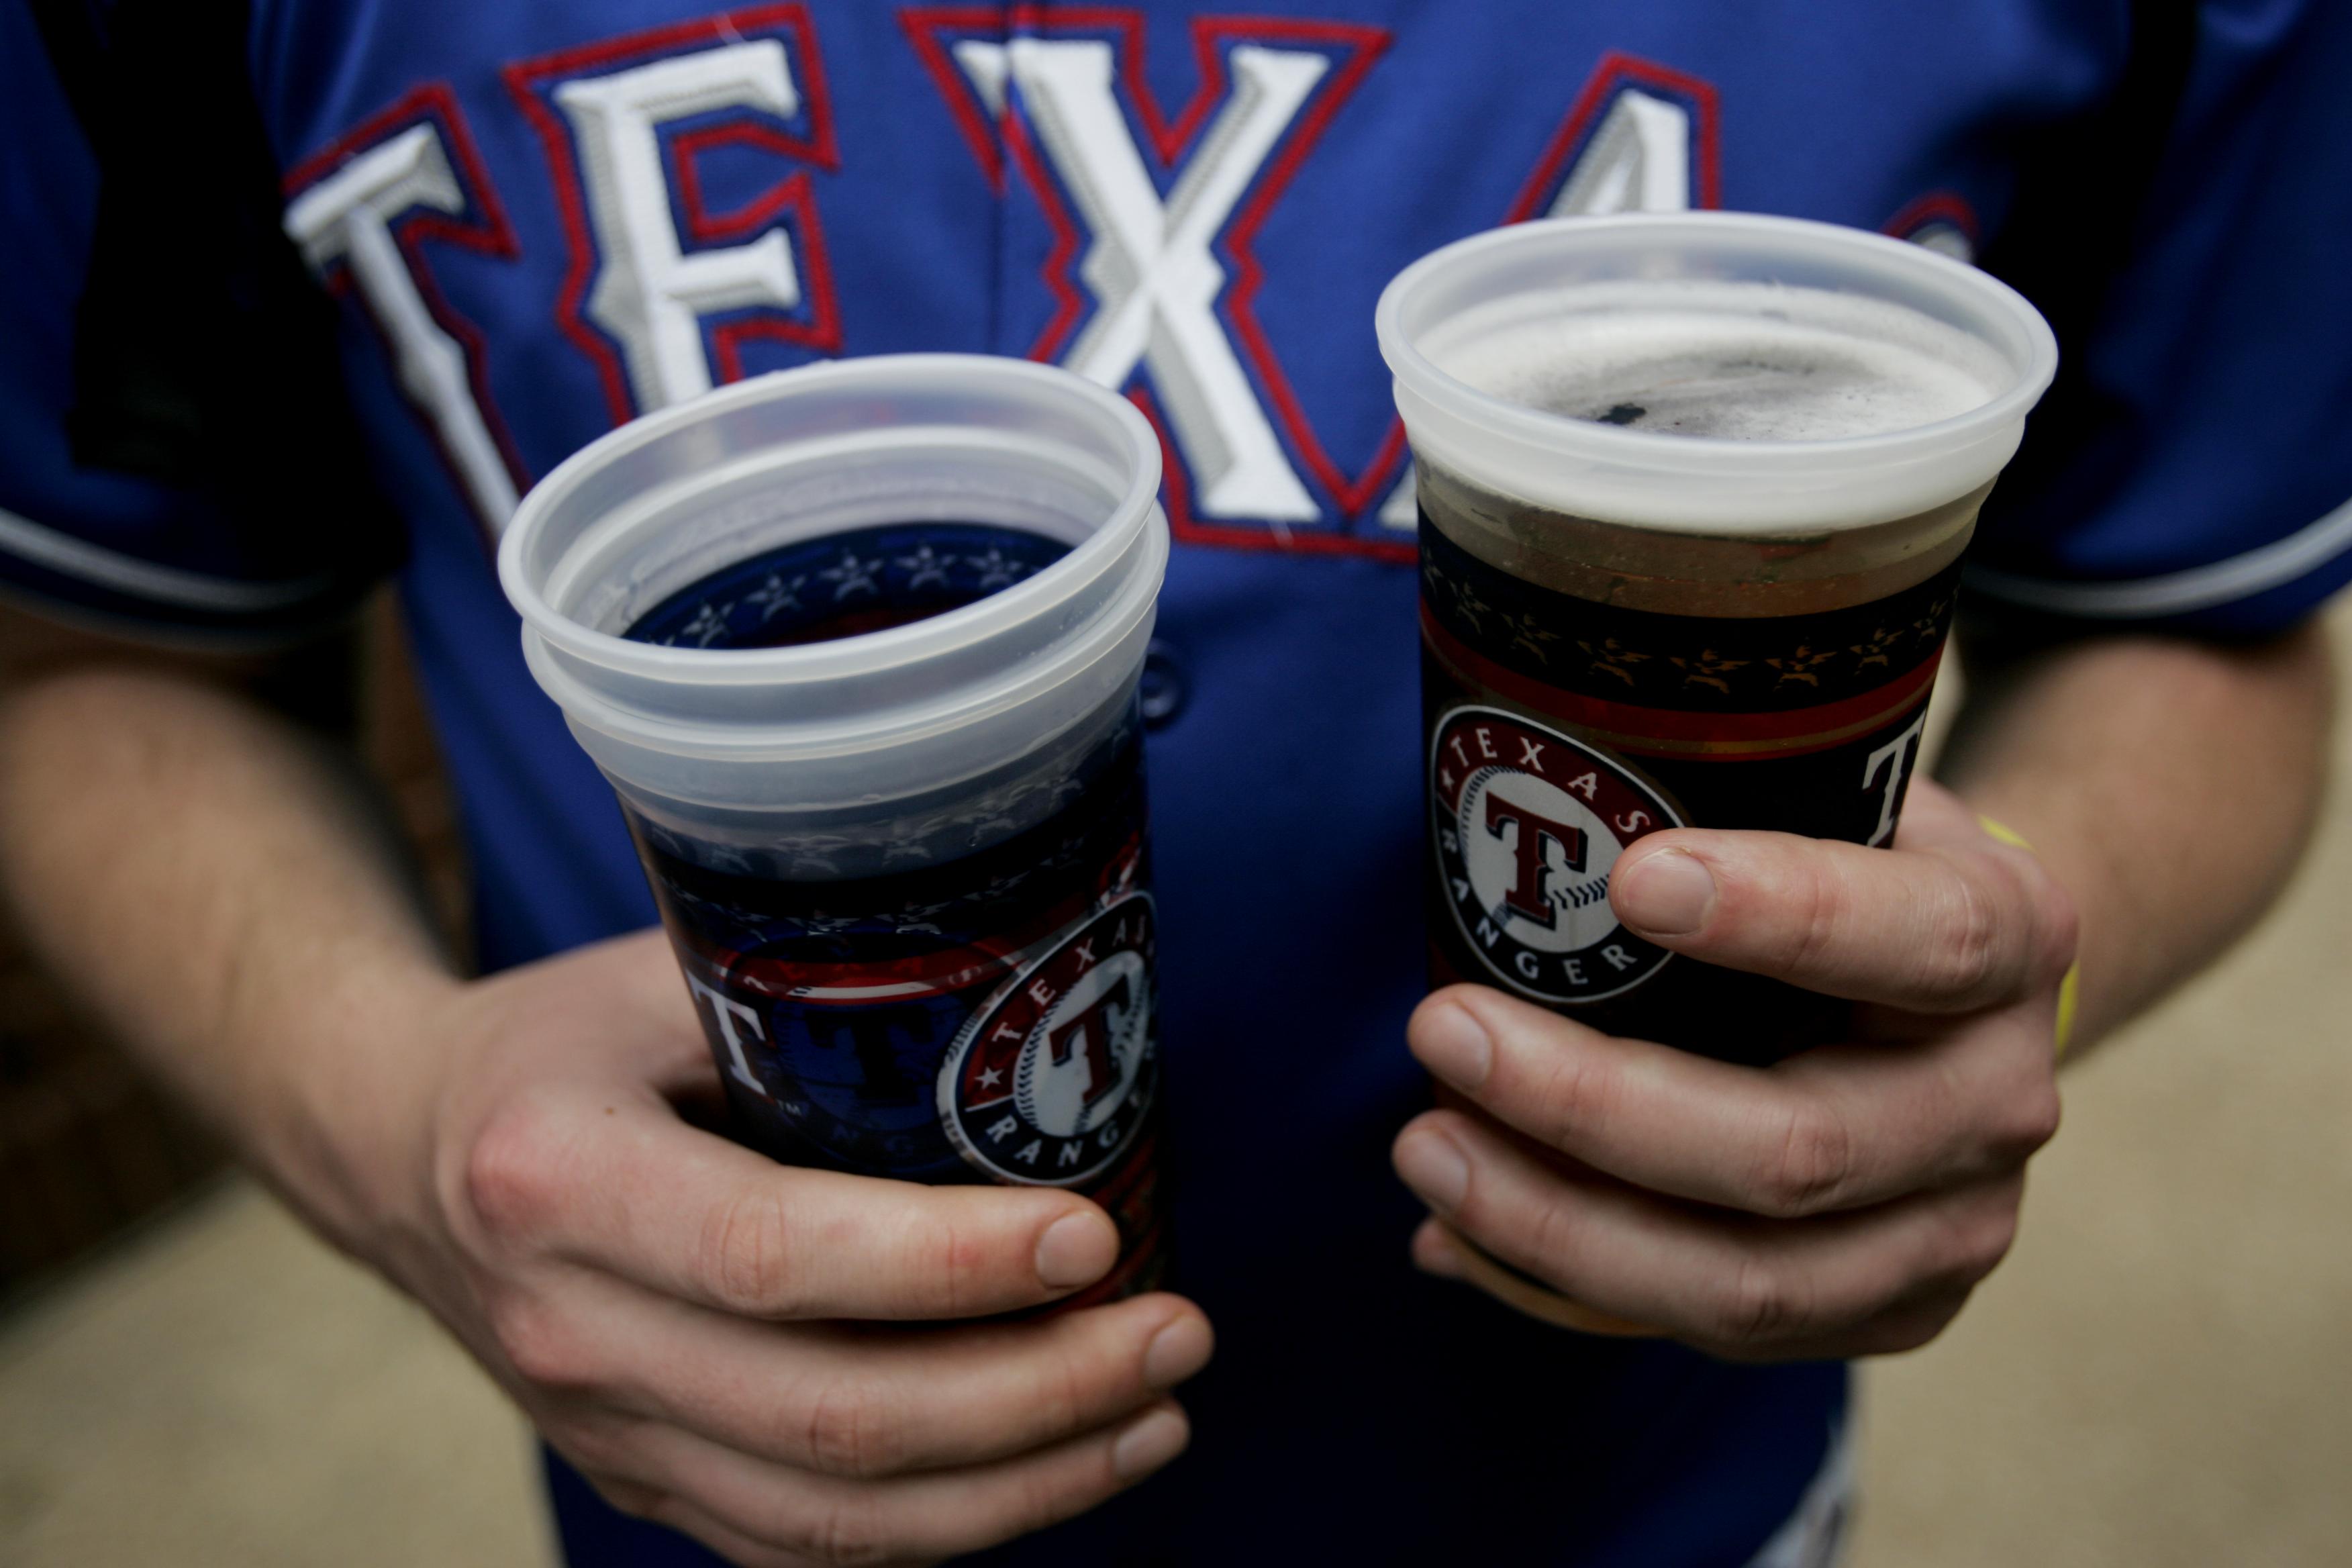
(937, 895, 1159, 1186)
(1431, 706, 1681, 1005)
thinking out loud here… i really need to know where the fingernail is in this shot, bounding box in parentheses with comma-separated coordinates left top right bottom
(1412, 1002, 1492, 1091)
(1393, 1128, 1471, 1215)
(1615, 848, 1716, 937)
(1111, 1407, 1189, 1480)
(1035, 1210, 1117, 1289)
(1142, 1314, 1214, 1389)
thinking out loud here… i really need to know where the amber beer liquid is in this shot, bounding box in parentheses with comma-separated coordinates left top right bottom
(1414, 464, 1983, 1059)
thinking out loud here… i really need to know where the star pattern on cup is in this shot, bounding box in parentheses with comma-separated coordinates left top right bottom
(963, 547, 1034, 589)
(794, 912, 863, 938)
(743, 572, 807, 622)
(1766, 645, 1842, 687)
(1913, 594, 1956, 643)
(893, 544, 950, 590)
(1668, 648, 1751, 693)
(1577, 637, 1651, 685)
(1499, 609, 1563, 664)
(669, 601, 732, 648)
(1849, 626, 1904, 670)
(818, 550, 881, 600)
(965, 810, 1022, 842)
(1451, 583, 1496, 636)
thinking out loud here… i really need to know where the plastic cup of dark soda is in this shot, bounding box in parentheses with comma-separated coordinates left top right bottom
(498, 354, 1172, 1306)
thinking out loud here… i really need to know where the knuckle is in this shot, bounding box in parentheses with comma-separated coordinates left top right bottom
(1854, 1316, 1940, 1357)
(2028, 862, 2083, 983)
(1522, 1189, 1585, 1279)
(697, 1188, 803, 1316)
(2001, 1077, 2064, 1159)
(1931, 869, 2007, 1003)
(876, 1201, 990, 1320)
(1754, 1100, 1857, 1218)
(1966, 1206, 2021, 1278)
(489, 1294, 598, 1392)
(1711, 1255, 1806, 1344)
(1011, 1453, 1085, 1540)
(799, 1377, 905, 1480)
(550, 1414, 638, 1477)
(1962, 1183, 2025, 1275)
(1861, 1295, 1969, 1356)
(1781, 859, 1851, 977)
(1924, 1189, 2020, 1289)
(1532, 1048, 1614, 1150)
(463, 1095, 573, 1244)
(1038, 1333, 1092, 1437)
(929, 1212, 992, 1319)
(802, 1494, 897, 1568)
(582, 1471, 665, 1521)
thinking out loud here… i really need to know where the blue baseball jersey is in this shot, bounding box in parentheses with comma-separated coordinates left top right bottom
(6, 1, 2351, 1563)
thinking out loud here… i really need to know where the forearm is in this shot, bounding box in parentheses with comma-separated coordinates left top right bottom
(0, 663, 462, 1246)
(1941, 622, 2335, 1048)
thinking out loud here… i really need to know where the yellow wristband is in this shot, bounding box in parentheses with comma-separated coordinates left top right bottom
(1976, 815, 2081, 1061)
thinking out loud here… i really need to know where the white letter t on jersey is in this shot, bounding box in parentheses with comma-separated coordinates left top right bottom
(284, 124, 520, 532)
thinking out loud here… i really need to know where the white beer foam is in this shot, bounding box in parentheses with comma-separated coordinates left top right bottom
(1426, 281, 2010, 442)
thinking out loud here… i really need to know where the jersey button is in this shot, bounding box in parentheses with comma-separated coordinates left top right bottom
(1139, 638, 1188, 729)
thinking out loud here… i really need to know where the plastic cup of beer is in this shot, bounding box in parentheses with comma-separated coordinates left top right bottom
(499, 355, 1173, 1306)
(1377, 213, 2057, 1327)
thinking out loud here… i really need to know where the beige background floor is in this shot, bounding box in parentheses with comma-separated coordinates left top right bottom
(3, 614, 2348, 1567)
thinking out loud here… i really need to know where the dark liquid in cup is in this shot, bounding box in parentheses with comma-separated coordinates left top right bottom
(622, 523, 1167, 1307)
(1415, 466, 1973, 1064)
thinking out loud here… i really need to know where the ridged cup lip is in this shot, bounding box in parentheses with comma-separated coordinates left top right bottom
(1374, 212, 2060, 532)
(497, 354, 1165, 689)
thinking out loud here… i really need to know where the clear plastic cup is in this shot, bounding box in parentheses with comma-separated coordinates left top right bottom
(1377, 214, 2056, 1329)
(499, 354, 1174, 1303)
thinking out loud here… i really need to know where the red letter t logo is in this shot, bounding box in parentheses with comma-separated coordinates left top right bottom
(1484, 793, 1587, 929)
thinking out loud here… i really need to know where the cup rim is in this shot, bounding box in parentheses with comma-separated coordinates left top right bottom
(497, 354, 1165, 688)
(1373, 211, 2061, 513)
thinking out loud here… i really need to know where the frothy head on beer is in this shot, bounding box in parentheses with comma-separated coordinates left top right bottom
(1424, 280, 2010, 444)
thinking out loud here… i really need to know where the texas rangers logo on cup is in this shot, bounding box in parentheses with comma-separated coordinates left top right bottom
(1432, 706, 1681, 1005)
(938, 895, 1159, 1186)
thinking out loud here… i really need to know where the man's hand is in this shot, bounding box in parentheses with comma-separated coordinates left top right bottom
(366, 930, 1209, 1567)
(0, 616, 1210, 1568)
(1391, 780, 2075, 1360)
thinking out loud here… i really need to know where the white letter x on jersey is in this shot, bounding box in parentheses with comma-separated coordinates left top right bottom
(284, 124, 520, 532)
(964, 39, 1324, 522)
(556, 42, 807, 413)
